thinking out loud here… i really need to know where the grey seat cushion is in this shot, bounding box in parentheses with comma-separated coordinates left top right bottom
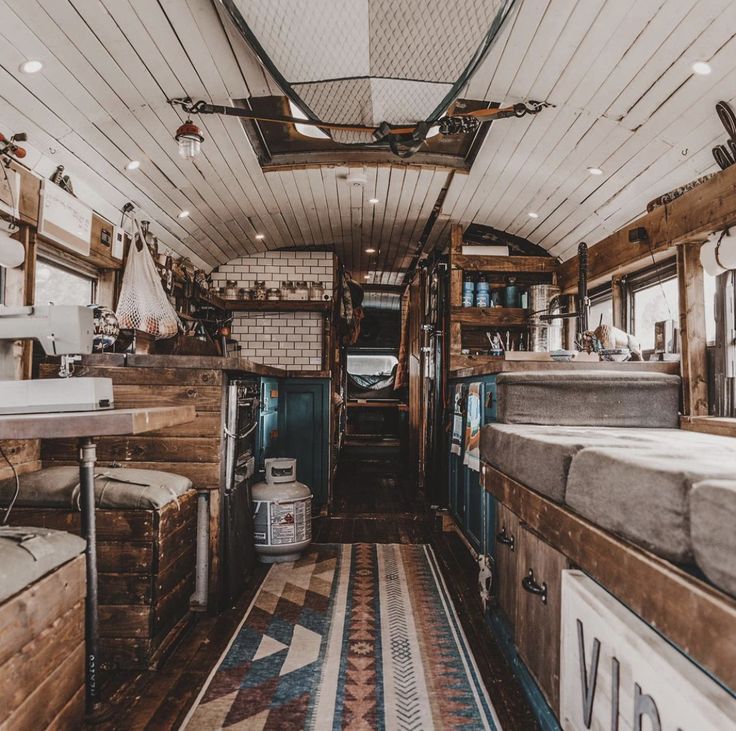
(690, 480, 736, 597)
(481, 424, 667, 502)
(566, 435, 736, 563)
(0, 526, 85, 603)
(0, 466, 193, 510)
(496, 370, 681, 428)
(480, 425, 716, 503)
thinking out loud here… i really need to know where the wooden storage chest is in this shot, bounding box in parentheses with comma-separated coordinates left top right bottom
(0, 554, 86, 730)
(8, 489, 197, 669)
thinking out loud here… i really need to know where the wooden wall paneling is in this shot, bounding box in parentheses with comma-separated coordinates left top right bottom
(0, 9, 225, 266)
(559, 159, 736, 292)
(677, 242, 708, 416)
(0, 0, 237, 263)
(348, 166, 365, 275)
(61, 0, 256, 254)
(0, 438, 41, 481)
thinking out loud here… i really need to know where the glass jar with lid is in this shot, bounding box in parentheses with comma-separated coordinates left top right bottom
(309, 281, 325, 301)
(252, 280, 267, 301)
(294, 281, 309, 301)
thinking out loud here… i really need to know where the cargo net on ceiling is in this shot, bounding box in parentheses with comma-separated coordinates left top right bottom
(228, 0, 512, 145)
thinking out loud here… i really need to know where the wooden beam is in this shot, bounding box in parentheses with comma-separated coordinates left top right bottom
(482, 464, 736, 692)
(677, 243, 708, 416)
(559, 165, 736, 292)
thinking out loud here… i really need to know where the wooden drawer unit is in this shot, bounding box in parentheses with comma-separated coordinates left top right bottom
(494, 501, 520, 627)
(515, 525, 571, 715)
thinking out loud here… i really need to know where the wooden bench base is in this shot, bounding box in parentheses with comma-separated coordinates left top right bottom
(8, 490, 197, 670)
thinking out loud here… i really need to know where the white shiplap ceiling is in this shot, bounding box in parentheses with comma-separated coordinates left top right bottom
(0, 0, 733, 279)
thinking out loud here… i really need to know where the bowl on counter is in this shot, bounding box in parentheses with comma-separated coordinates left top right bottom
(600, 348, 631, 362)
(550, 349, 576, 362)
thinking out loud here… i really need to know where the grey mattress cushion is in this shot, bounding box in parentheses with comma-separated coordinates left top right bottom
(690, 480, 736, 597)
(0, 526, 85, 603)
(0, 466, 193, 510)
(496, 370, 681, 428)
(566, 435, 736, 563)
(480, 424, 672, 502)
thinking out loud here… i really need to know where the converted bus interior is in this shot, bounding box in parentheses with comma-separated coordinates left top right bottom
(0, 1, 735, 729)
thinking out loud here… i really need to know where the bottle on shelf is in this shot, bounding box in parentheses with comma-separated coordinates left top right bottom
(475, 272, 490, 308)
(504, 277, 520, 308)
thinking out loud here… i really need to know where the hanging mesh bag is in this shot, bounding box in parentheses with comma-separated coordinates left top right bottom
(116, 219, 180, 339)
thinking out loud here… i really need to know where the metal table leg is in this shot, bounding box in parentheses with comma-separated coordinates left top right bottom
(79, 436, 104, 719)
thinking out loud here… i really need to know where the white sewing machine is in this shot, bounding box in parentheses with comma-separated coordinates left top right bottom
(0, 305, 114, 414)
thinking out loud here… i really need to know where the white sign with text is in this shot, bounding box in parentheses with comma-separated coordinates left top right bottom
(38, 180, 92, 256)
(560, 570, 736, 730)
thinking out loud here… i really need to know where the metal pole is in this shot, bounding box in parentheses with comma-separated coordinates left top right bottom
(79, 437, 103, 719)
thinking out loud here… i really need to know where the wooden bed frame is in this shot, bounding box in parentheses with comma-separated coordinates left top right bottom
(482, 462, 736, 691)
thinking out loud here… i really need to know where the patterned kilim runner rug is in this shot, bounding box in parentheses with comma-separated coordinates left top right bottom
(183, 543, 501, 730)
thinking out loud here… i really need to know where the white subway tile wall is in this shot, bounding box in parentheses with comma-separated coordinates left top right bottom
(212, 252, 334, 372)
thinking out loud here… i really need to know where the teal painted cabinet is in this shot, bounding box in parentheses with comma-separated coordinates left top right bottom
(277, 378, 330, 509)
(448, 374, 497, 556)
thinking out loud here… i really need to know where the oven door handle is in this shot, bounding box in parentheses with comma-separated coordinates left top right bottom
(224, 420, 258, 441)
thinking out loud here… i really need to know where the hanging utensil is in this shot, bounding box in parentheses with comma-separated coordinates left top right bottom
(716, 100, 736, 141)
(713, 145, 734, 170)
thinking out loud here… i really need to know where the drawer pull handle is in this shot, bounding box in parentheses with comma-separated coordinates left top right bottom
(496, 528, 515, 550)
(522, 569, 547, 604)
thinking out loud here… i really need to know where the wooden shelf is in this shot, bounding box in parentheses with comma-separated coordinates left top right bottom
(451, 307, 528, 327)
(215, 299, 333, 313)
(453, 254, 558, 274)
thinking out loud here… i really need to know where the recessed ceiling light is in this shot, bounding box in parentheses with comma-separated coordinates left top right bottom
(177, 210, 190, 219)
(369, 198, 379, 204)
(588, 166, 603, 175)
(126, 160, 140, 171)
(528, 211, 539, 219)
(365, 247, 376, 253)
(692, 61, 712, 76)
(19, 60, 43, 74)
(255, 234, 265, 240)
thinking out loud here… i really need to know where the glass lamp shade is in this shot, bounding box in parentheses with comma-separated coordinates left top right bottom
(175, 120, 204, 159)
(177, 135, 202, 159)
